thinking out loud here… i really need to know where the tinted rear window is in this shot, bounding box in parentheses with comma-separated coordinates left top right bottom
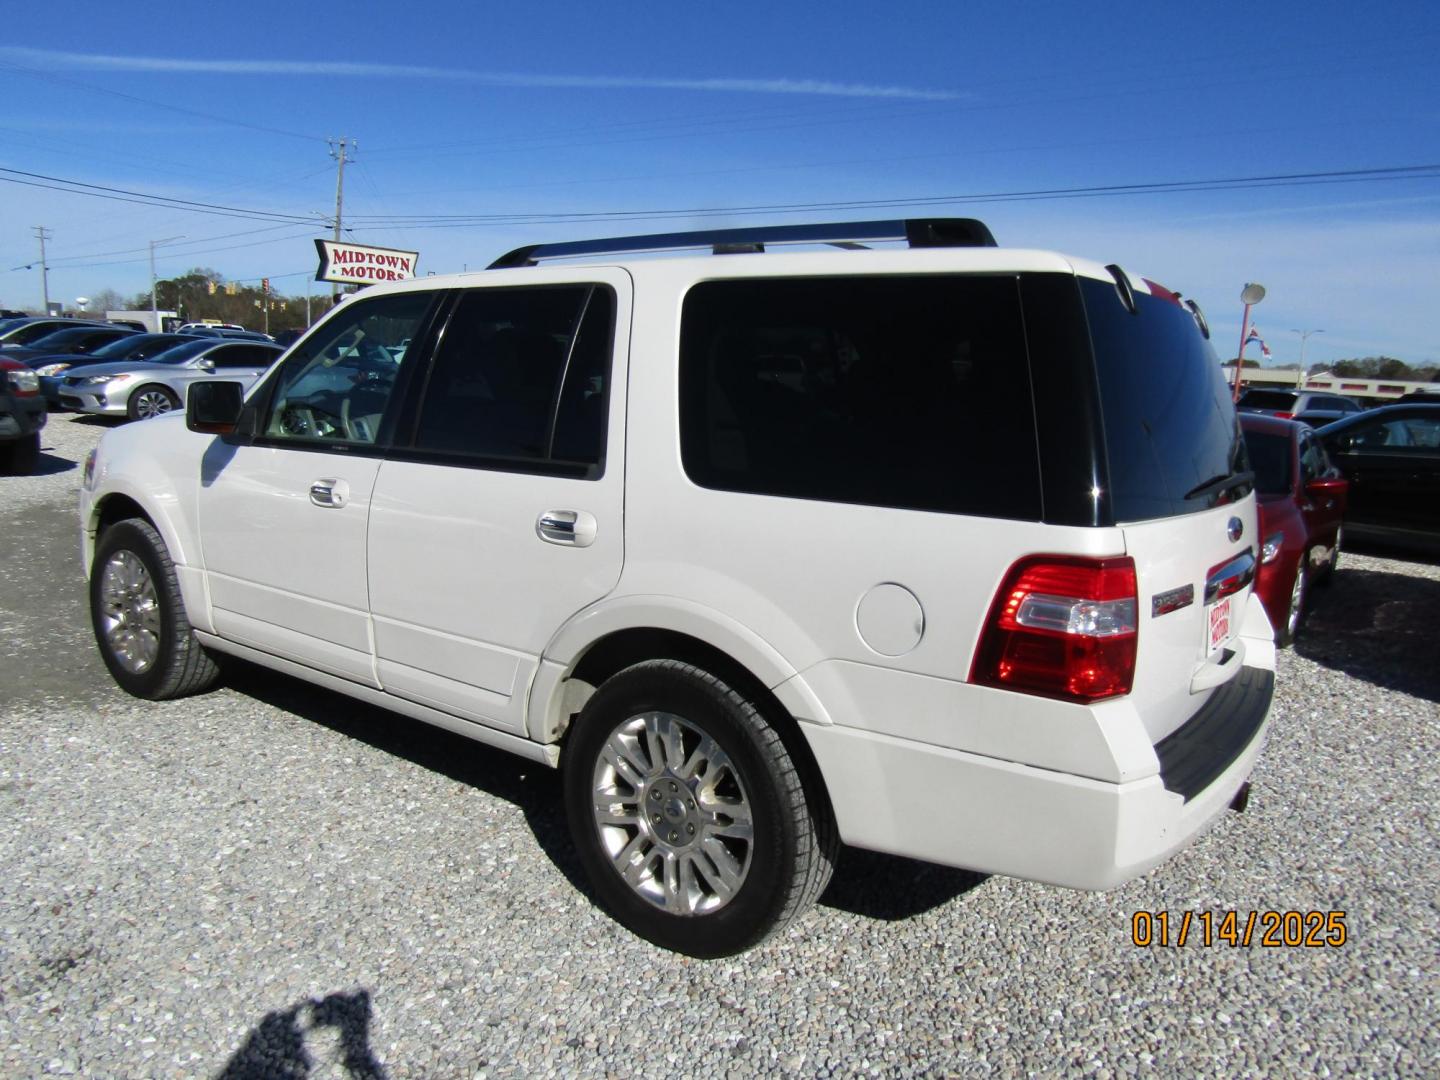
(680, 275, 1040, 519)
(1083, 280, 1249, 520)
(1242, 429, 1292, 495)
(1239, 390, 1299, 410)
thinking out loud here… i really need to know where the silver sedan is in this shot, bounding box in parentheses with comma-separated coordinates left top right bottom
(57, 338, 283, 421)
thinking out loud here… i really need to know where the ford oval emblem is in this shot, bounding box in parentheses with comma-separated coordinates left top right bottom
(1227, 517, 1244, 543)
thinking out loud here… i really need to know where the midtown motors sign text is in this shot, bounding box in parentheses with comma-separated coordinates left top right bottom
(314, 240, 421, 285)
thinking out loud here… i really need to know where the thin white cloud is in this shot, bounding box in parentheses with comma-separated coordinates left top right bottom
(0, 46, 961, 101)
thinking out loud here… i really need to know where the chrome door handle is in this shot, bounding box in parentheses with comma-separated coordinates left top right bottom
(537, 509, 597, 547)
(309, 478, 350, 508)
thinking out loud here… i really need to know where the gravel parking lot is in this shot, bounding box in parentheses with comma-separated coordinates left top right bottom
(2, 414, 1437, 1078)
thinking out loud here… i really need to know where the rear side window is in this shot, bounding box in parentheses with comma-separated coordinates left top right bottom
(1084, 280, 1249, 521)
(412, 285, 612, 472)
(1243, 429, 1292, 495)
(680, 275, 1040, 519)
(1239, 390, 1298, 411)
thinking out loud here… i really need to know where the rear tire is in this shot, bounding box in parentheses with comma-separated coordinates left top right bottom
(0, 432, 40, 475)
(127, 385, 180, 421)
(1317, 525, 1342, 585)
(563, 660, 836, 957)
(90, 518, 221, 699)
(1276, 556, 1308, 648)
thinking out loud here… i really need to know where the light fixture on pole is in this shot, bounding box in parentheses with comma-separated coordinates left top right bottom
(1291, 328, 1323, 388)
(149, 235, 185, 328)
(1231, 283, 1267, 402)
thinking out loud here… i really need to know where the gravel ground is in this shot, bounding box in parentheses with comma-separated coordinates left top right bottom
(2, 414, 1437, 1078)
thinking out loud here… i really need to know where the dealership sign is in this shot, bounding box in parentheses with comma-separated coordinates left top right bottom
(314, 240, 421, 285)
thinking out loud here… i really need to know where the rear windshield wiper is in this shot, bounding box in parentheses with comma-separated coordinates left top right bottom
(1184, 470, 1254, 502)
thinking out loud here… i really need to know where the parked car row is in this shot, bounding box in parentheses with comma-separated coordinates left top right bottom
(1240, 403, 1440, 646)
(0, 317, 287, 424)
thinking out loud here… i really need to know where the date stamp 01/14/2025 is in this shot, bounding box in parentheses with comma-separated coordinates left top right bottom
(1131, 910, 1348, 948)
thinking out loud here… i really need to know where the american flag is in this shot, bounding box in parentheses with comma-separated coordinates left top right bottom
(1246, 326, 1272, 359)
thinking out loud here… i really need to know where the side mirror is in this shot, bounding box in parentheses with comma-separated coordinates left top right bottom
(196, 358, 216, 372)
(187, 380, 245, 435)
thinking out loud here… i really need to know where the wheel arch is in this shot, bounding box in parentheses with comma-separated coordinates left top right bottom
(531, 603, 837, 830)
(85, 483, 209, 632)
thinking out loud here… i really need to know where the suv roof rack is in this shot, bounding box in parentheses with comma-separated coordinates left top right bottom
(487, 217, 996, 269)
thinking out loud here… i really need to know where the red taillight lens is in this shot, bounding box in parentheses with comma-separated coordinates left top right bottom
(1273, 412, 1294, 420)
(970, 556, 1138, 703)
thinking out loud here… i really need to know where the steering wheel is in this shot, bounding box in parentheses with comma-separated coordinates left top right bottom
(279, 403, 317, 436)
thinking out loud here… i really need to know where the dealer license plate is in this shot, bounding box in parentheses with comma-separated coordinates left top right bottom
(1207, 595, 1233, 652)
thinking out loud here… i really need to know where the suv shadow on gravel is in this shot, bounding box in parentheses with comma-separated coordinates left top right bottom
(1297, 567, 1440, 703)
(221, 659, 986, 923)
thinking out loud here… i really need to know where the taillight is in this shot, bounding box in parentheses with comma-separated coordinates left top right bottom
(971, 556, 1138, 703)
(1273, 412, 1294, 420)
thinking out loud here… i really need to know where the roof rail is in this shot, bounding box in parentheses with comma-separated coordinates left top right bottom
(487, 217, 996, 269)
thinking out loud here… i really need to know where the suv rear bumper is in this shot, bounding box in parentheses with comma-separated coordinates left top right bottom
(800, 664, 1273, 890)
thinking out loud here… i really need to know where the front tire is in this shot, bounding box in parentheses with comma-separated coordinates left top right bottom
(90, 518, 221, 699)
(127, 385, 180, 421)
(563, 660, 836, 957)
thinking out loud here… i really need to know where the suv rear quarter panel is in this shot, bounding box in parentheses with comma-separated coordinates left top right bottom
(600, 255, 1145, 784)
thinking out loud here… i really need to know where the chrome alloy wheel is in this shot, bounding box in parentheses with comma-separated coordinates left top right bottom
(133, 389, 174, 418)
(591, 711, 754, 915)
(97, 551, 161, 674)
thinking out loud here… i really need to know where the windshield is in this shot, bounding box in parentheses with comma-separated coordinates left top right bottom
(139, 339, 217, 365)
(3, 322, 79, 345)
(89, 334, 189, 361)
(25, 327, 108, 349)
(1242, 429, 1293, 495)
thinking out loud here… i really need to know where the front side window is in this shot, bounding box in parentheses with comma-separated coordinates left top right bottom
(1351, 416, 1440, 451)
(1299, 435, 1329, 483)
(261, 291, 434, 446)
(680, 275, 1040, 518)
(410, 285, 612, 472)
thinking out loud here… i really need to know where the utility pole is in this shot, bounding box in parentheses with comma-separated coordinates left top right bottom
(149, 235, 184, 329)
(1292, 328, 1324, 388)
(328, 136, 355, 302)
(32, 226, 52, 314)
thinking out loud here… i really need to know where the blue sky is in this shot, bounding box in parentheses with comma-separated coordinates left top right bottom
(2, 1, 1437, 365)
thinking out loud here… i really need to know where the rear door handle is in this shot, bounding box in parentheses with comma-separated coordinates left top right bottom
(309, 478, 350, 508)
(537, 509, 597, 547)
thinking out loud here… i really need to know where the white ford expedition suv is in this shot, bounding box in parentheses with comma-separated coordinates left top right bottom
(81, 219, 1274, 956)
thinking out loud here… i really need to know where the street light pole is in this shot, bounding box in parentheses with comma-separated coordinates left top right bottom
(149, 235, 184, 330)
(1231, 283, 1267, 402)
(1291, 328, 1323, 388)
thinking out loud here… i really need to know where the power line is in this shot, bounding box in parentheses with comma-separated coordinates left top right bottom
(345, 164, 1440, 227)
(42, 222, 320, 267)
(0, 166, 321, 224)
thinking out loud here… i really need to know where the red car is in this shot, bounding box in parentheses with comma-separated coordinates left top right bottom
(1239, 414, 1348, 645)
